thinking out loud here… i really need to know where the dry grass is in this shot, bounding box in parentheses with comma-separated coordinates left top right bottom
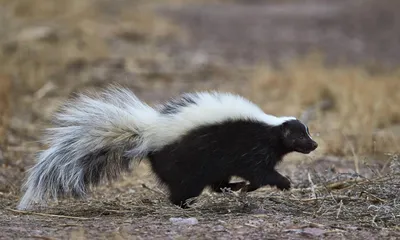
(0, 75, 10, 147)
(0, 0, 182, 93)
(3, 157, 400, 239)
(256, 159, 400, 229)
(249, 54, 400, 156)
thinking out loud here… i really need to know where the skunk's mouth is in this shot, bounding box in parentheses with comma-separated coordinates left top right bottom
(295, 141, 318, 154)
(296, 148, 313, 154)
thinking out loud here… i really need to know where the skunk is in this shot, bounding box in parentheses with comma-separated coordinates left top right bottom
(17, 87, 318, 210)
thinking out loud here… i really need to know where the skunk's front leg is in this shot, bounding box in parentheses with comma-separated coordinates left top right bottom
(265, 170, 291, 190)
(241, 169, 291, 192)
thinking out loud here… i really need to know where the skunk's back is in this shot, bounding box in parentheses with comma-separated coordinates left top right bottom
(151, 91, 296, 150)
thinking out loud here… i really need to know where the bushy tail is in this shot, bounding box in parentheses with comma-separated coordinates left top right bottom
(18, 87, 159, 210)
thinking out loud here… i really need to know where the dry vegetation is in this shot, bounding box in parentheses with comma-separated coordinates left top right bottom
(0, 0, 399, 239)
(249, 56, 400, 156)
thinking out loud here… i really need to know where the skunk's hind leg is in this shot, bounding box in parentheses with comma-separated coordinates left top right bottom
(168, 181, 206, 208)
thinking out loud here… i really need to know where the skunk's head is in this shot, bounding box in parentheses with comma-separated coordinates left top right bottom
(279, 119, 318, 154)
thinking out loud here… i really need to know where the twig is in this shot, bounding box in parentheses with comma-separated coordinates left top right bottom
(141, 184, 166, 196)
(336, 200, 343, 219)
(103, 209, 138, 213)
(221, 187, 240, 198)
(244, 223, 259, 228)
(290, 195, 360, 202)
(359, 191, 387, 203)
(291, 175, 391, 196)
(379, 156, 393, 176)
(303, 221, 325, 228)
(348, 142, 360, 174)
(5, 208, 92, 220)
(291, 178, 367, 193)
(326, 180, 358, 190)
(371, 213, 378, 227)
(308, 173, 317, 199)
(33, 81, 56, 100)
(324, 178, 369, 190)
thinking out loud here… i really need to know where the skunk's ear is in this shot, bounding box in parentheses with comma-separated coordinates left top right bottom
(280, 121, 291, 130)
(280, 122, 291, 137)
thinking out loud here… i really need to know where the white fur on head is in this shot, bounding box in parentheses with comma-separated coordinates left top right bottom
(301, 122, 314, 140)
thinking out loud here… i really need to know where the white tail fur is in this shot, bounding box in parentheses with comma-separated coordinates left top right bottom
(18, 87, 159, 210)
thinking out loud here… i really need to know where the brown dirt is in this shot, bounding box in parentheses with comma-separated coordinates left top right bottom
(0, 0, 399, 239)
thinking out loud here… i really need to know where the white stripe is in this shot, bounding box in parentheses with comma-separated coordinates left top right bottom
(302, 122, 313, 139)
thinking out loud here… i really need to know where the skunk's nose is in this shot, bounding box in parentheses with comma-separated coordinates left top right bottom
(311, 141, 318, 150)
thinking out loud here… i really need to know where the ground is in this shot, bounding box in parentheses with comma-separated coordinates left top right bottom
(0, 0, 400, 239)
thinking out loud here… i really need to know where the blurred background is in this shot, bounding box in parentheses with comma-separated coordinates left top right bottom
(0, 0, 399, 238)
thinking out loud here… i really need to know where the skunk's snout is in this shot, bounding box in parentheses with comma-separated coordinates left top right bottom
(310, 141, 318, 150)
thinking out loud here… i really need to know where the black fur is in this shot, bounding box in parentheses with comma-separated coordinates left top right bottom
(147, 119, 318, 208)
(159, 95, 197, 114)
(80, 148, 132, 187)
